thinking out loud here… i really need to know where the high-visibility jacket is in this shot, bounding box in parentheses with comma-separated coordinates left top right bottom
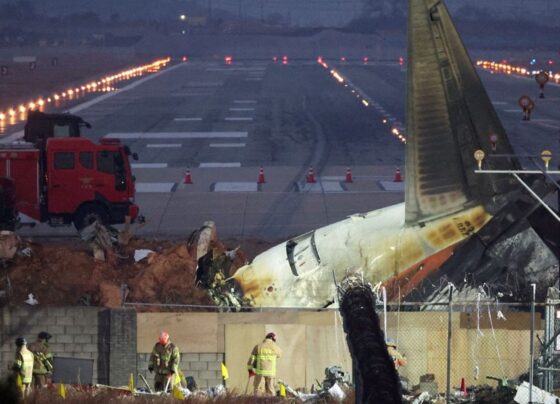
(149, 342, 180, 375)
(28, 340, 53, 375)
(247, 339, 281, 377)
(14, 347, 34, 384)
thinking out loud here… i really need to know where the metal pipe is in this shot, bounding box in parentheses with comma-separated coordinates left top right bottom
(529, 283, 536, 404)
(512, 173, 560, 223)
(446, 284, 453, 404)
(474, 169, 560, 174)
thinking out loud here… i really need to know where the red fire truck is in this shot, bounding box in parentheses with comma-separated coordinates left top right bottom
(0, 112, 140, 230)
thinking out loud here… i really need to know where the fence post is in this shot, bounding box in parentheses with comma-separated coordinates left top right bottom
(529, 283, 536, 404)
(446, 284, 453, 404)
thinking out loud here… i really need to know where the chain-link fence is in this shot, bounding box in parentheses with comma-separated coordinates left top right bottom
(376, 301, 536, 394)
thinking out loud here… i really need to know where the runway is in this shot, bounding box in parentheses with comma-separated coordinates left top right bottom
(3, 58, 559, 239)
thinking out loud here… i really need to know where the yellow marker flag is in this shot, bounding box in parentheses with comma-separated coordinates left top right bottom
(58, 383, 66, 399)
(221, 362, 229, 380)
(279, 383, 286, 397)
(128, 373, 134, 392)
(172, 385, 185, 400)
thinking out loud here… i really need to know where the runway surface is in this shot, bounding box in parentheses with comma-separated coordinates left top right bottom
(3, 58, 559, 240)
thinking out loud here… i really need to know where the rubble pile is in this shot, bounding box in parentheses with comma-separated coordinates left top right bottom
(0, 223, 254, 309)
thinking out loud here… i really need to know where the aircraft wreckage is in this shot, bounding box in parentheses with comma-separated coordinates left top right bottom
(197, 0, 560, 308)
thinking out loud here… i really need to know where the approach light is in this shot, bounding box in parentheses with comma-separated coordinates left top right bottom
(474, 150, 485, 170)
(541, 150, 552, 170)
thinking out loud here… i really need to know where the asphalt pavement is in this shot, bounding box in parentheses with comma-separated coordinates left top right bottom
(4, 58, 560, 240)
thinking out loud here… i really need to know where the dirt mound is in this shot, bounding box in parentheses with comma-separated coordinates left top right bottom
(0, 231, 253, 309)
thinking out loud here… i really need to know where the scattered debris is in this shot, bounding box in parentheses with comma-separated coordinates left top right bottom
(134, 249, 155, 262)
(24, 292, 38, 305)
(18, 246, 32, 257)
(514, 381, 559, 404)
(0, 230, 18, 260)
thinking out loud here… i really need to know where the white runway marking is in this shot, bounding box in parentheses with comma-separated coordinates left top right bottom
(132, 163, 168, 168)
(206, 68, 266, 72)
(297, 181, 345, 193)
(379, 181, 405, 192)
(245, 78, 263, 81)
(2, 63, 187, 143)
(225, 117, 253, 121)
(136, 183, 176, 193)
(69, 64, 185, 115)
(492, 101, 508, 105)
(503, 109, 521, 113)
(213, 182, 258, 192)
(533, 122, 560, 129)
(209, 143, 246, 148)
(233, 100, 257, 104)
(229, 108, 255, 111)
(171, 92, 213, 97)
(146, 144, 182, 148)
(174, 117, 203, 121)
(199, 162, 241, 168)
(105, 132, 248, 139)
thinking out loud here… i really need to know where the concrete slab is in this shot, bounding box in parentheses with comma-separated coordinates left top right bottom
(135, 182, 176, 193)
(212, 182, 259, 192)
(378, 181, 405, 191)
(296, 181, 345, 193)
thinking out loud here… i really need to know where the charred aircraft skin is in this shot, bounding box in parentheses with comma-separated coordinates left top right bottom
(208, 0, 559, 308)
(231, 204, 491, 307)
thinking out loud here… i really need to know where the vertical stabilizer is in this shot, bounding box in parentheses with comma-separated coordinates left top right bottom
(405, 0, 520, 224)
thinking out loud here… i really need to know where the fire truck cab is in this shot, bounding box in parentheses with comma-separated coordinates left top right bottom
(0, 113, 139, 230)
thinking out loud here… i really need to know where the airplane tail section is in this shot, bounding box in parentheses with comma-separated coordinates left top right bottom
(405, 0, 521, 224)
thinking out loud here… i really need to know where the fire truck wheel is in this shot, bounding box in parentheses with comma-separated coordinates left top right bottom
(73, 204, 109, 230)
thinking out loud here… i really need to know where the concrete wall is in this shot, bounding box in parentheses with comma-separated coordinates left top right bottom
(137, 352, 224, 389)
(0, 306, 543, 394)
(0, 306, 102, 383)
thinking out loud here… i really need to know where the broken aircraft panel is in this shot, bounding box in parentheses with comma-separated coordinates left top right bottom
(198, 0, 558, 308)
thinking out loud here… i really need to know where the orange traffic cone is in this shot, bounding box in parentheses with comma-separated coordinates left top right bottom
(257, 167, 266, 184)
(393, 167, 402, 182)
(345, 168, 353, 183)
(307, 167, 316, 183)
(460, 378, 467, 397)
(183, 169, 193, 184)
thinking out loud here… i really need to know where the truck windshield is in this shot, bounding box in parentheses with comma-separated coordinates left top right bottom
(96, 151, 123, 174)
(97, 150, 126, 191)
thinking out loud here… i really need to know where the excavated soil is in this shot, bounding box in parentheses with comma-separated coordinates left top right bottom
(0, 234, 274, 310)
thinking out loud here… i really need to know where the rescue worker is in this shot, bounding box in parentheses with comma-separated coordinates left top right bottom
(12, 337, 34, 397)
(386, 338, 407, 369)
(148, 331, 180, 392)
(28, 331, 54, 388)
(247, 332, 282, 396)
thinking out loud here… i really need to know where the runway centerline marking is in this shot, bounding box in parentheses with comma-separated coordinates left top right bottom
(229, 108, 255, 111)
(209, 143, 246, 148)
(213, 182, 258, 192)
(146, 144, 182, 148)
(225, 117, 253, 121)
(233, 100, 257, 104)
(132, 163, 168, 168)
(105, 132, 248, 139)
(174, 117, 203, 121)
(199, 162, 241, 168)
